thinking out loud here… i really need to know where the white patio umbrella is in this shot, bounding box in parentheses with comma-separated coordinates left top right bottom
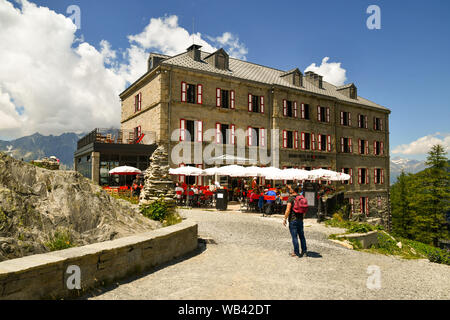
(243, 166, 264, 177)
(259, 167, 284, 179)
(308, 168, 344, 181)
(109, 166, 142, 175)
(328, 172, 351, 181)
(169, 166, 204, 176)
(281, 168, 310, 180)
(213, 165, 247, 177)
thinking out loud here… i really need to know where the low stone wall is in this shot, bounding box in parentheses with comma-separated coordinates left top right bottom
(0, 220, 198, 300)
(336, 230, 379, 249)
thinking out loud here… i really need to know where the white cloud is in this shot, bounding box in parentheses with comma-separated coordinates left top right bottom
(0, 2, 249, 140)
(304, 57, 347, 86)
(392, 133, 450, 155)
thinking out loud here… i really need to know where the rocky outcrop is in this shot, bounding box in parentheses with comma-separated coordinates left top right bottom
(139, 144, 176, 206)
(0, 152, 160, 261)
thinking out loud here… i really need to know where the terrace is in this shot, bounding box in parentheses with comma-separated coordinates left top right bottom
(77, 128, 156, 149)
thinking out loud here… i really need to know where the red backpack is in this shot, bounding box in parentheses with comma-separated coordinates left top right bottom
(293, 195, 308, 214)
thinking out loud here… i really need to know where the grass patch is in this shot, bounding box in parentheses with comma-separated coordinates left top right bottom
(324, 213, 383, 234)
(45, 229, 76, 251)
(110, 192, 139, 204)
(141, 198, 182, 227)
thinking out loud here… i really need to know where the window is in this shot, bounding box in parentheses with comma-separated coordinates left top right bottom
(358, 168, 369, 184)
(133, 126, 141, 142)
(221, 90, 229, 108)
(374, 117, 384, 131)
(358, 114, 368, 129)
(317, 106, 330, 123)
(252, 95, 259, 112)
(134, 93, 142, 112)
(248, 94, 264, 113)
(359, 139, 369, 155)
(180, 119, 203, 142)
(283, 100, 298, 118)
(301, 132, 311, 150)
(181, 82, 202, 104)
(373, 141, 384, 156)
(340, 111, 352, 126)
(282, 130, 297, 149)
(186, 84, 196, 104)
(341, 168, 353, 185)
(340, 137, 353, 153)
(374, 168, 384, 184)
(248, 127, 265, 147)
(318, 134, 327, 151)
(301, 103, 310, 120)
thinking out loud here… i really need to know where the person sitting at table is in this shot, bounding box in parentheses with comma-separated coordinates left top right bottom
(175, 183, 184, 205)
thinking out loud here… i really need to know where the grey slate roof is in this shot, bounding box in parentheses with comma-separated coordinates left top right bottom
(160, 51, 388, 111)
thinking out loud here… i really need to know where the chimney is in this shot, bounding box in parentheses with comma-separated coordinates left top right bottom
(186, 44, 202, 62)
(304, 71, 323, 89)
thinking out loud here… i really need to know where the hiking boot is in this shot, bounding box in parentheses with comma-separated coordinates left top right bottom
(300, 251, 307, 257)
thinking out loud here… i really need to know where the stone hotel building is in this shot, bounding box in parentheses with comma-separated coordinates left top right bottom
(119, 44, 390, 222)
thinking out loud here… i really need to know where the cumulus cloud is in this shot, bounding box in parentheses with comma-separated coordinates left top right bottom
(0, 2, 248, 140)
(392, 133, 450, 155)
(304, 57, 347, 86)
(208, 32, 248, 60)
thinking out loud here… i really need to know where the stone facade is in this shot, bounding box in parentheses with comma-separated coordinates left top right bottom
(119, 47, 391, 228)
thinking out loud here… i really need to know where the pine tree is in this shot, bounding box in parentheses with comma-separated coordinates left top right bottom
(391, 171, 414, 238)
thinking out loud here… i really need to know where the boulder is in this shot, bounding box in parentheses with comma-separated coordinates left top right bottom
(0, 152, 160, 261)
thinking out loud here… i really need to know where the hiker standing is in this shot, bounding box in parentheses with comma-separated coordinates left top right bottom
(283, 186, 308, 257)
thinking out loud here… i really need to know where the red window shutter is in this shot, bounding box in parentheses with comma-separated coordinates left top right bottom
(366, 168, 370, 184)
(380, 119, 383, 131)
(358, 114, 361, 128)
(260, 96, 265, 113)
(340, 111, 344, 125)
(374, 141, 377, 155)
(380, 142, 384, 155)
(181, 82, 187, 102)
(197, 121, 203, 142)
(216, 88, 221, 107)
(260, 128, 265, 147)
(230, 124, 235, 145)
(301, 103, 305, 119)
(230, 90, 235, 109)
(365, 115, 368, 129)
(365, 197, 369, 215)
(358, 139, 362, 154)
(196, 164, 203, 186)
(179, 163, 185, 183)
(134, 95, 138, 112)
(360, 197, 363, 213)
(349, 138, 353, 153)
(311, 133, 315, 150)
(381, 169, 384, 184)
(374, 168, 377, 184)
(137, 125, 141, 137)
(318, 134, 322, 150)
(373, 117, 376, 130)
(248, 127, 253, 146)
(138, 92, 142, 110)
(283, 99, 287, 116)
(294, 131, 299, 149)
(340, 137, 344, 152)
(294, 101, 298, 117)
(358, 168, 362, 184)
(317, 106, 321, 121)
(350, 198, 354, 214)
(248, 94, 252, 111)
(179, 119, 186, 141)
(283, 130, 287, 148)
(365, 141, 369, 155)
(197, 84, 203, 105)
(326, 107, 330, 123)
(327, 135, 331, 152)
(348, 112, 352, 126)
(301, 132, 305, 150)
(350, 168, 353, 184)
(216, 123, 221, 144)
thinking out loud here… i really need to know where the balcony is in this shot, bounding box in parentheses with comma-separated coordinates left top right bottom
(77, 128, 156, 149)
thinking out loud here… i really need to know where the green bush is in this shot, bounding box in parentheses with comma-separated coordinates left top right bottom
(140, 198, 182, 226)
(348, 223, 373, 234)
(45, 229, 75, 251)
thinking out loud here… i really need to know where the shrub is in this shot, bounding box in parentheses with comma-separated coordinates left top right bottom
(45, 229, 75, 251)
(348, 223, 373, 234)
(140, 198, 182, 226)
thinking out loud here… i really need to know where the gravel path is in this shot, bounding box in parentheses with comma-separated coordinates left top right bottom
(88, 208, 450, 300)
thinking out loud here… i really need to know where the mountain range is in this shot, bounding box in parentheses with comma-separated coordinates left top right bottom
(0, 132, 429, 183)
(0, 132, 84, 169)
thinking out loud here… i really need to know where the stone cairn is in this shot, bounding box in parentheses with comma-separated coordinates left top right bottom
(139, 144, 176, 208)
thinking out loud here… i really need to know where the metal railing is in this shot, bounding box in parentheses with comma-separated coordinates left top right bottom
(77, 128, 156, 149)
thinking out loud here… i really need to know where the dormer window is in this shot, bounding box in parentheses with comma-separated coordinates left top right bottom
(280, 68, 303, 87)
(205, 49, 229, 70)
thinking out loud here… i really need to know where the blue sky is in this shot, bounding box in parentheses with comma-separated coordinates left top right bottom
(1, 0, 449, 160)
